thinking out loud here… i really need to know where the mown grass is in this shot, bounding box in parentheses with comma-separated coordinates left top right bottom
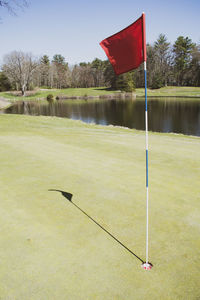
(136, 86, 200, 97)
(0, 114, 199, 299)
(0, 86, 200, 103)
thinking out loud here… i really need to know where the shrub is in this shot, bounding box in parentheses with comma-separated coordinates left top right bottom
(46, 94, 54, 101)
(0, 72, 11, 92)
(114, 72, 135, 92)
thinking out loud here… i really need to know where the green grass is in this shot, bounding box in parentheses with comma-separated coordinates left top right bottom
(0, 114, 199, 299)
(1, 86, 200, 103)
(0, 87, 119, 102)
(136, 86, 200, 97)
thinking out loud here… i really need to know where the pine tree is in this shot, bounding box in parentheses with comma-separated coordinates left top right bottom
(173, 36, 195, 85)
(154, 34, 170, 86)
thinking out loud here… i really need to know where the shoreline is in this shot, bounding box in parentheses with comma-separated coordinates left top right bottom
(1, 91, 200, 109)
(0, 97, 12, 109)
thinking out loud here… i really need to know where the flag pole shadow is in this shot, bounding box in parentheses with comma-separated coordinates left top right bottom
(49, 189, 145, 264)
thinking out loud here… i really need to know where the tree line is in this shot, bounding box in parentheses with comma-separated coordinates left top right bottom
(0, 34, 199, 95)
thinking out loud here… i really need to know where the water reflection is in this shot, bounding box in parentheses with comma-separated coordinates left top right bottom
(4, 98, 200, 136)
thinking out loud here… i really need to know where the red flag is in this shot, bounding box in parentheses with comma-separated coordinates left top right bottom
(100, 14, 146, 75)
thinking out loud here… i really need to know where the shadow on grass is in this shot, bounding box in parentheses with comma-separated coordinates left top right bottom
(49, 189, 144, 264)
(49, 189, 73, 201)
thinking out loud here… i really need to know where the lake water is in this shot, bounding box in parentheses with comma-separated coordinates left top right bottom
(4, 97, 200, 136)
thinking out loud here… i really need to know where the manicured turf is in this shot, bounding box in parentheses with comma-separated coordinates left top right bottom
(0, 114, 199, 299)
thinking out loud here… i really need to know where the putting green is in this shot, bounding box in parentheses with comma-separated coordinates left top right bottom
(0, 114, 199, 299)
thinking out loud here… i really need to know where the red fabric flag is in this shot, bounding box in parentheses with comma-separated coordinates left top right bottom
(100, 14, 145, 75)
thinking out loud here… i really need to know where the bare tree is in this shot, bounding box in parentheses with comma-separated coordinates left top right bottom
(0, 0, 29, 16)
(79, 65, 93, 88)
(3, 51, 38, 95)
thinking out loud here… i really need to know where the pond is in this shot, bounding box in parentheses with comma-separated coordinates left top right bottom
(4, 97, 200, 136)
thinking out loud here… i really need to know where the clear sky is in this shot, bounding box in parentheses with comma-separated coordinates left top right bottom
(0, 0, 199, 65)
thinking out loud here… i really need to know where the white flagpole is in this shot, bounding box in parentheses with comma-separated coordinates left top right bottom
(144, 60, 149, 264)
(141, 12, 152, 270)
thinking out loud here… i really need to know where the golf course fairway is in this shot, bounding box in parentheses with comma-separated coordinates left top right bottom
(0, 114, 199, 300)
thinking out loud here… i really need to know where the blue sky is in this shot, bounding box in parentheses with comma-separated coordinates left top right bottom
(0, 0, 199, 65)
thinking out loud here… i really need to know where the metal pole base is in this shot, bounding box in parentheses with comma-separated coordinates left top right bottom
(141, 262, 153, 270)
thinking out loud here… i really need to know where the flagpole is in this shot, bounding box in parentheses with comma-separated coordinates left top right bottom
(144, 60, 149, 263)
(99, 12, 152, 269)
(141, 12, 152, 270)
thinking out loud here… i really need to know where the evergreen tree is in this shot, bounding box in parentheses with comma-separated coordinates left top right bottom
(0, 72, 11, 91)
(115, 72, 135, 92)
(151, 72, 164, 89)
(52, 54, 69, 88)
(91, 58, 106, 87)
(154, 34, 170, 86)
(79, 62, 88, 67)
(104, 61, 135, 91)
(52, 54, 66, 65)
(173, 36, 195, 85)
(186, 44, 200, 86)
(146, 44, 156, 88)
(39, 55, 50, 87)
(40, 55, 50, 65)
(103, 60, 116, 88)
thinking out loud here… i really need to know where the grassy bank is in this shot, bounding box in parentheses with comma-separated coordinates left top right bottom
(0, 86, 200, 103)
(136, 86, 200, 97)
(0, 114, 199, 299)
(0, 87, 119, 102)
